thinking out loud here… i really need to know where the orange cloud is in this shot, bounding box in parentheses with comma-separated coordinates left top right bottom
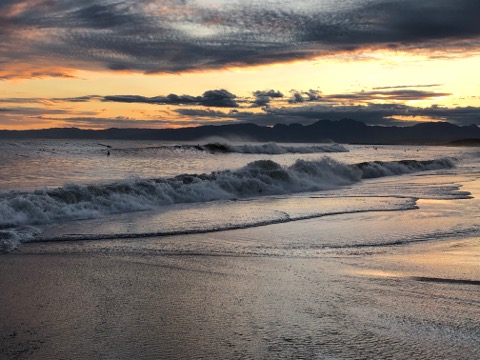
(0, 65, 77, 81)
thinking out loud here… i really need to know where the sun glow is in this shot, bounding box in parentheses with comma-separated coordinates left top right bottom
(1, 45, 480, 130)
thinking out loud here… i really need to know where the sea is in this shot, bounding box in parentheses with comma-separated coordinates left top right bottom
(1, 139, 480, 359)
(0, 139, 478, 253)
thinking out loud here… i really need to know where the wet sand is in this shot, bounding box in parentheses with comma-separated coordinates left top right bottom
(1, 234, 479, 360)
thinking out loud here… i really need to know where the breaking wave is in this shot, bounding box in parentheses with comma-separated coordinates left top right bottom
(115, 142, 348, 155)
(0, 157, 456, 251)
(353, 158, 456, 178)
(200, 142, 348, 154)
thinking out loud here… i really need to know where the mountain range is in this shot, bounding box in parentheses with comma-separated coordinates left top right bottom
(1, 119, 480, 145)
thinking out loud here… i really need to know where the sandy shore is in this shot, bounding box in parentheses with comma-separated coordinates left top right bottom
(1, 232, 479, 360)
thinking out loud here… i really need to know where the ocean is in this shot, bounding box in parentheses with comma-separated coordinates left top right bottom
(0, 139, 477, 252)
(1, 139, 479, 359)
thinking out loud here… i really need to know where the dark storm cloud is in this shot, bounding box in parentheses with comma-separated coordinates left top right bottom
(1, 0, 480, 78)
(373, 1, 480, 43)
(70, 3, 140, 30)
(103, 89, 238, 108)
(299, 0, 480, 46)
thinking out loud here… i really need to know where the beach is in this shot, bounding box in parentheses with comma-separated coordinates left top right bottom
(1, 238, 479, 359)
(1, 141, 479, 359)
(2, 184, 479, 359)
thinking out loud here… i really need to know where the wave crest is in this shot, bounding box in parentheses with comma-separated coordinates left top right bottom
(355, 158, 456, 178)
(201, 142, 348, 154)
(0, 157, 455, 235)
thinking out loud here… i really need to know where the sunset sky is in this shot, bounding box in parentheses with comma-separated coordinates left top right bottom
(1, 0, 479, 130)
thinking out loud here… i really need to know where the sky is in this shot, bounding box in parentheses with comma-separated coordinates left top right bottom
(1, 0, 479, 130)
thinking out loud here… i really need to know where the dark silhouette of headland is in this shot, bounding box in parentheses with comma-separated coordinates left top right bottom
(1, 119, 479, 145)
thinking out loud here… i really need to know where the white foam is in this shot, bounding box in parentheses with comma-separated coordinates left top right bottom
(202, 142, 348, 154)
(0, 157, 457, 250)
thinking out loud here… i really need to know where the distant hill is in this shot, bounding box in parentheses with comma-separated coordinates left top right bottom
(446, 138, 480, 146)
(1, 119, 480, 145)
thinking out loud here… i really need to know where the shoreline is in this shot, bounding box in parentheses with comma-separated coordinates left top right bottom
(2, 233, 479, 359)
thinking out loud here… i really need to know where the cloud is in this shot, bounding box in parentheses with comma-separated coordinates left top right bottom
(2, 86, 448, 110)
(54, 95, 102, 103)
(372, 84, 442, 90)
(264, 103, 480, 127)
(324, 90, 451, 102)
(1, 0, 479, 78)
(29, 115, 195, 129)
(253, 90, 284, 98)
(285, 88, 450, 103)
(289, 91, 306, 104)
(69, 3, 139, 30)
(3, 102, 479, 130)
(175, 109, 232, 117)
(414, 105, 480, 126)
(252, 89, 284, 107)
(64, 117, 176, 128)
(31, 114, 239, 129)
(0, 106, 83, 116)
(1, 84, 478, 129)
(288, 89, 324, 103)
(102, 95, 197, 105)
(103, 89, 238, 107)
(175, 102, 480, 127)
(299, 0, 480, 47)
(201, 89, 238, 107)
